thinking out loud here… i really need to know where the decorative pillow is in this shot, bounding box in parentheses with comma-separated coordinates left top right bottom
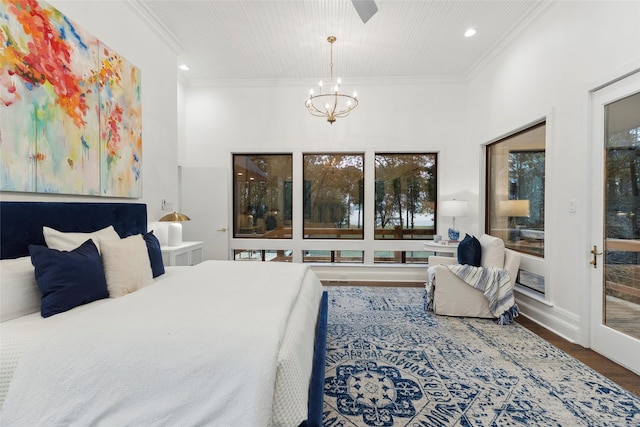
(0, 257, 41, 321)
(479, 233, 505, 268)
(100, 234, 153, 297)
(29, 240, 109, 318)
(143, 231, 165, 278)
(43, 225, 120, 254)
(457, 234, 481, 266)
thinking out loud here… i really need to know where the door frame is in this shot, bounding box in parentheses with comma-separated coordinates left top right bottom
(588, 69, 640, 374)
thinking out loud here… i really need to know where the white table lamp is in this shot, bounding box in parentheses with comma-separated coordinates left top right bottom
(440, 200, 468, 241)
(159, 212, 190, 246)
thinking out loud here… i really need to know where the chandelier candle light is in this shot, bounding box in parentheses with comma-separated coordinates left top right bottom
(305, 36, 358, 124)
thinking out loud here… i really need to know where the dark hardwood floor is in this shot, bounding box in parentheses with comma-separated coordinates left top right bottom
(516, 315, 640, 398)
(323, 281, 640, 398)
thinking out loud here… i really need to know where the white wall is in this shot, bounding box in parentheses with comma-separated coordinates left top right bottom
(0, 0, 180, 228)
(182, 79, 474, 230)
(467, 0, 640, 344)
(181, 80, 477, 271)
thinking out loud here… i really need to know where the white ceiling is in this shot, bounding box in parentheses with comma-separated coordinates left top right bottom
(128, 0, 549, 83)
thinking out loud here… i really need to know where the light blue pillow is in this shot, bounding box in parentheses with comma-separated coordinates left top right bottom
(29, 239, 109, 318)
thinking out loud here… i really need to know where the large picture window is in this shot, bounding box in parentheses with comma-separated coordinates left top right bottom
(303, 153, 364, 239)
(233, 154, 292, 238)
(487, 123, 545, 257)
(232, 152, 439, 265)
(487, 122, 545, 292)
(374, 153, 437, 239)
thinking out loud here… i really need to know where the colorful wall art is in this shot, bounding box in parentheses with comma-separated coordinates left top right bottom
(0, 0, 142, 197)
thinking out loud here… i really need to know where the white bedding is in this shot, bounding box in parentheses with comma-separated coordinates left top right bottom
(1, 261, 323, 426)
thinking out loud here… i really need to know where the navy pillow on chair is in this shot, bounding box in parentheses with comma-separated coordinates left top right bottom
(29, 239, 109, 318)
(457, 234, 482, 267)
(143, 231, 165, 278)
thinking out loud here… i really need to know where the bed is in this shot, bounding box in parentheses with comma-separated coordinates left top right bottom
(0, 201, 327, 426)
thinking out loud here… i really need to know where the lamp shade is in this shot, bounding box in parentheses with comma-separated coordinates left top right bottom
(440, 200, 468, 217)
(159, 212, 190, 222)
(498, 200, 530, 217)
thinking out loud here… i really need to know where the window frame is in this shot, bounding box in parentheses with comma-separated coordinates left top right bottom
(231, 150, 440, 265)
(485, 121, 547, 295)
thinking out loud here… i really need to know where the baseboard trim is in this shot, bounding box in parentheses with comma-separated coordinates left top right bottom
(516, 292, 581, 344)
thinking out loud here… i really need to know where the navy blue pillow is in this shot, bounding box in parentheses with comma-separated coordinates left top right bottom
(29, 239, 109, 318)
(457, 234, 481, 267)
(143, 231, 165, 278)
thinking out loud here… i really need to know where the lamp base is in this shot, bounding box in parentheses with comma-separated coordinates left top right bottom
(448, 228, 460, 241)
(167, 223, 183, 246)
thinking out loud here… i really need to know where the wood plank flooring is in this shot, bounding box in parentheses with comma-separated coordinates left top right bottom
(516, 315, 640, 398)
(322, 281, 640, 398)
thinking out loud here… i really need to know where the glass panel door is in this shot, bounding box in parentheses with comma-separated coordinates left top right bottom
(604, 90, 640, 340)
(590, 71, 640, 375)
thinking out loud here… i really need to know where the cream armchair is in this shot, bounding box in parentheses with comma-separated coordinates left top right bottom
(427, 234, 521, 319)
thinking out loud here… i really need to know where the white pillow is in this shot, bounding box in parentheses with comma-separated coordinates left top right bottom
(479, 233, 505, 268)
(0, 257, 40, 321)
(100, 235, 153, 298)
(43, 225, 120, 254)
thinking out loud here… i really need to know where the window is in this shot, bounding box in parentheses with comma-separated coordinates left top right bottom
(232, 152, 439, 265)
(302, 250, 364, 263)
(233, 154, 292, 239)
(374, 153, 437, 239)
(233, 249, 292, 262)
(487, 122, 545, 293)
(487, 123, 545, 257)
(303, 154, 364, 239)
(374, 250, 430, 264)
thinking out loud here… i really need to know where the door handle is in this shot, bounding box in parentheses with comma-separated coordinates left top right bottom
(590, 245, 603, 268)
(217, 227, 227, 232)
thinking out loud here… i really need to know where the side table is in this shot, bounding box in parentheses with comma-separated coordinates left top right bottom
(161, 241, 204, 266)
(423, 241, 459, 257)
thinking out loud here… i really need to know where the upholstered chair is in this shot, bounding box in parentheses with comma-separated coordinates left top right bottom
(427, 234, 521, 319)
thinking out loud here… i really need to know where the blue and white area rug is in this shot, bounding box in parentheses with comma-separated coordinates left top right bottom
(322, 286, 640, 426)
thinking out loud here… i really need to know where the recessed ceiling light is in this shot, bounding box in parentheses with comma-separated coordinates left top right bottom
(464, 28, 477, 38)
(179, 64, 190, 71)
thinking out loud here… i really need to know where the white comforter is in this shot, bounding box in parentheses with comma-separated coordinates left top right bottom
(1, 261, 321, 426)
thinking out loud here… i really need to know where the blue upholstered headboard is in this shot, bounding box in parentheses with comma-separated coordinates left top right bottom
(0, 202, 147, 260)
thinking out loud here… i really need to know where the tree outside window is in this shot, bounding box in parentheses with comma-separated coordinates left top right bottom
(303, 154, 364, 239)
(374, 153, 437, 240)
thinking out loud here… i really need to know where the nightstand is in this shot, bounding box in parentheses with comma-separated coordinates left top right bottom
(161, 241, 204, 266)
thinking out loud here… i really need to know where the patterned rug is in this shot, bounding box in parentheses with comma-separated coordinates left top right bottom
(322, 286, 640, 426)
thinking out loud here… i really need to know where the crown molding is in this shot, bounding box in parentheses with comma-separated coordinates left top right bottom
(125, 0, 186, 55)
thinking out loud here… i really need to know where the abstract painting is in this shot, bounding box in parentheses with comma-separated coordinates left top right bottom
(0, 0, 142, 197)
(98, 44, 142, 197)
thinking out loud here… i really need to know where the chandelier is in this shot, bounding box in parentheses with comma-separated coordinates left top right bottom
(305, 36, 358, 124)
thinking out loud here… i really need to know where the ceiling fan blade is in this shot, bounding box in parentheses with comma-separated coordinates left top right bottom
(351, 0, 378, 23)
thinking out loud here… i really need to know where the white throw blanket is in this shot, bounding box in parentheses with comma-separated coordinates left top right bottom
(2, 261, 311, 426)
(426, 264, 518, 324)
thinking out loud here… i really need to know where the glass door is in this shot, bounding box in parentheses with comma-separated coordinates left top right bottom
(590, 71, 640, 374)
